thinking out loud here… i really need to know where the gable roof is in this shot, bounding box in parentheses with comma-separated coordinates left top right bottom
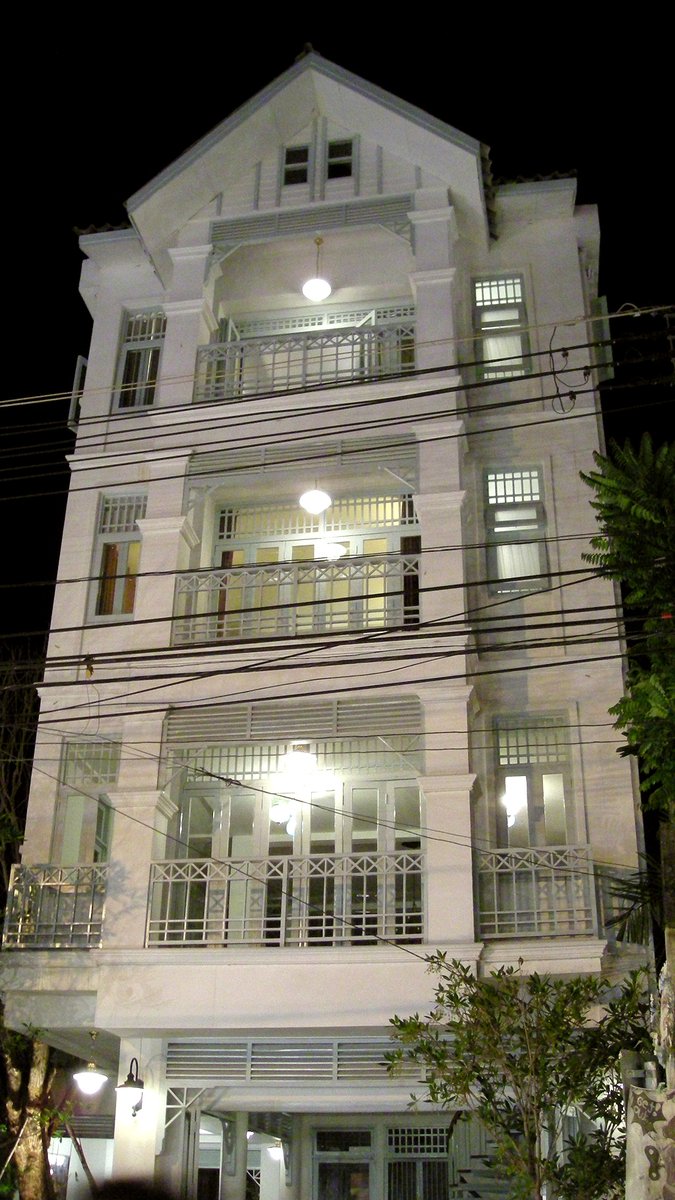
(126, 53, 486, 278)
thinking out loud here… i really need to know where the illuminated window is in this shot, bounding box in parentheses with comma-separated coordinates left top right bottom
(93, 493, 146, 617)
(485, 468, 548, 593)
(473, 276, 529, 379)
(496, 719, 570, 847)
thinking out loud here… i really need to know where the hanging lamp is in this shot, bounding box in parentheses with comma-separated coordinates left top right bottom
(302, 237, 332, 302)
(73, 1031, 107, 1095)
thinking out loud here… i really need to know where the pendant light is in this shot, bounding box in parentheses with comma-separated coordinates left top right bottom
(299, 487, 332, 515)
(302, 237, 332, 302)
(73, 1031, 107, 1095)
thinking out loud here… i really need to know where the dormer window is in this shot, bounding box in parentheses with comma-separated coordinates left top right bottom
(326, 139, 353, 179)
(284, 146, 309, 185)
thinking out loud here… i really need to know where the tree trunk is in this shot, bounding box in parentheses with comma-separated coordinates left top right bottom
(1, 1031, 56, 1200)
(12, 1116, 56, 1200)
(660, 825, 675, 1087)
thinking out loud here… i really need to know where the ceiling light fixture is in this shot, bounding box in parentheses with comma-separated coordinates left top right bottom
(302, 237, 332, 302)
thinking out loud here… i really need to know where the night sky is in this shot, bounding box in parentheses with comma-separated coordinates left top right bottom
(1, 24, 671, 638)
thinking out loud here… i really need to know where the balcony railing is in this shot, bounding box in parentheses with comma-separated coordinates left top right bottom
(476, 844, 599, 938)
(173, 553, 420, 644)
(193, 322, 415, 402)
(147, 851, 424, 947)
(2, 863, 108, 949)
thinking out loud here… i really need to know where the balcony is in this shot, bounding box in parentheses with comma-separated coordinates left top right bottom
(2, 863, 108, 949)
(193, 321, 415, 402)
(146, 850, 424, 947)
(173, 552, 420, 644)
(476, 845, 599, 939)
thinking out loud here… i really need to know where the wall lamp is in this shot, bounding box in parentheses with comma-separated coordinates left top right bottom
(116, 1056, 144, 1117)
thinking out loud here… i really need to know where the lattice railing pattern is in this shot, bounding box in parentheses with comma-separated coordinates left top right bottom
(147, 851, 423, 947)
(194, 322, 415, 402)
(173, 553, 419, 644)
(3, 864, 108, 948)
(476, 844, 598, 938)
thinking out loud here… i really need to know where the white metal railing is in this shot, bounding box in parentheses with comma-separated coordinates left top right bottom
(476, 845, 598, 938)
(173, 553, 420, 644)
(147, 851, 424, 947)
(194, 322, 415, 402)
(2, 863, 108, 948)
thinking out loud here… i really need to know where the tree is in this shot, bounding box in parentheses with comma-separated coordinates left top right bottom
(581, 434, 675, 820)
(582, 435, 675, 1078)
(388, 956, 652, 1200)
(0, 643, 41, 894)
(0, 640, 59, 1200)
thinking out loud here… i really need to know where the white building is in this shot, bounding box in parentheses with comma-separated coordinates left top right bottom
(1, 52, 642, 1200)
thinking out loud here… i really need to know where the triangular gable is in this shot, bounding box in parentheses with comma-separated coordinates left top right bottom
(126, 53, 486, 278)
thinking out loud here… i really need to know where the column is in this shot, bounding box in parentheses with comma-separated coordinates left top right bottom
(409, 189, 459, 376)
(158, 245, 213, 409)
(134, 512, 199, 650)
(111, 1037, 165, 1181)
(419, 686, 479, 947)
(103, 790, 177, 949)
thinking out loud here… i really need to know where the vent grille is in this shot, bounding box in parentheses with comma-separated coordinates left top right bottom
(57, 1115, 116, 1139)
(211, 195, 413, 249)
(165, 1038, 421, 1083)
(164, 696, 422, 747)
(388, 1127, 448, 1156)
(187, 435, 418, 487)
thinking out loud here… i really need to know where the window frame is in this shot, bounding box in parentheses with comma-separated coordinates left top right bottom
(113, 309, 166, 410)
(485, 467, 548, 594)
(473, 275, 530, 380)
(90, 492, 147, 621)
(326, 138, 353, 180)
(283, 144, 310, 186)
(494, 717, 571, 848)
(51, 740, 120, 864)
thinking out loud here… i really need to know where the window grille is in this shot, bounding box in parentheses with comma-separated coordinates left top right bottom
(387, 1128, 448, 1156)
(497, 721, 569, 767)
(62, 740, 121, 786)
(98, 494, 147, 534)
(172, 735, 421, 782)
(218, 496, 416, 542)
(123, 311, 166, 345)
(486, 469, 541, 506)
(474, 277, 524, 308)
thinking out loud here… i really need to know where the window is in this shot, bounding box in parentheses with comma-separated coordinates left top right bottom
(495, 718, 570, 847)
(93, 493, 147, 617)
(473, 276, 529, 379)
(485, 468, 548, 593)
(283, 145, 309, 185)
(326, 139, 353, 179)
(52, 740, 120, 864)
(210, 494, 420, 637)
(115, 310, 165, 408)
